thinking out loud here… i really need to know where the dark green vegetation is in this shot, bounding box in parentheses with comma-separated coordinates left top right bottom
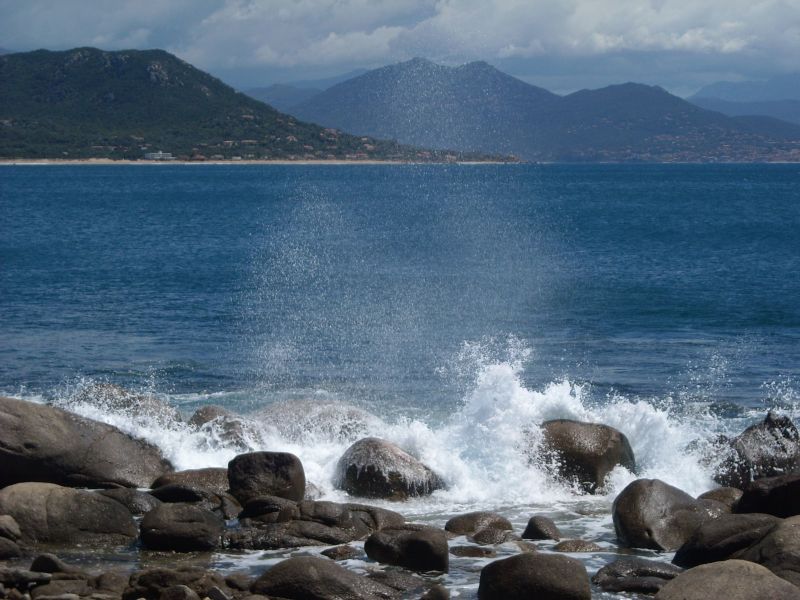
(0, 48, 487, 161)
(289, 58, 800, 162)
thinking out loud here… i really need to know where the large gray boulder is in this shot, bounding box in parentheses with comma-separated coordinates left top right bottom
(335, 437, 444, 500)
(655, 560, 800, 600)
(714, 413, 800, 488)
(737, 515, 800, 587)
(537, 419, 636, 493)
(0, 395, 173, 488)
(365, 526, 449, 572)
(0, 482, 136, 545)
(152, 468, 230, 496)
(673, 513, 780, 568)
(613, 479, 722, 551)
(228, 451, 305, 504)
(478, 552, 591, 600)
(737, 473, 800, 517)
(140, 503, 225, 552)
(251, 556, 397, 600)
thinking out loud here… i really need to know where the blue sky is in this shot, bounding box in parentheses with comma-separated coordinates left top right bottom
(1, 0, 798, 95)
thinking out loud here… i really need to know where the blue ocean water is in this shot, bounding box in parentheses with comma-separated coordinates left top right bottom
(1, 164, 798, 413)
(3, 163, 800, 597)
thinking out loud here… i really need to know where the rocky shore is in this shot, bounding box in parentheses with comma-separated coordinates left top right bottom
(3, 393, 800, 599)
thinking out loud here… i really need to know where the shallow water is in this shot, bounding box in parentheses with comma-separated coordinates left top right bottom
(2, 163, 799, 596)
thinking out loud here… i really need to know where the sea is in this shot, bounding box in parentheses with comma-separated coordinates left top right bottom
(1, 163, 799, 597)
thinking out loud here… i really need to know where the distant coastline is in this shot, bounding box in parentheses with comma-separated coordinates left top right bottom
(0, 158, 514, 166)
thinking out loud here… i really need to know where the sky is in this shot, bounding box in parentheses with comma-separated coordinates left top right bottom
(1, 0, 798, 96)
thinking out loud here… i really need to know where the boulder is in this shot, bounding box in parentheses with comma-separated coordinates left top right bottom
(188, 406, 260, 452)
(159, 585, 200, 600)
(655, 560, 800, 600)
(0, 483, 136, 545)
(714, 413, 800, 488)
(593, 557, 682, 594)
(553, 539, 601, 552)
(698, 487, 743, 511)
(152, 468, 230, 497)
(0, 567, 51, 587)
(537, 419, 636, 493)
(335, 437, 444, 500)
(445, 512, 512, 536)
(224, 500, 404, 550)
(0, 538, 21, 559)
(737, 473, 800, 517)
(478, 552, 590, 600)
(123, 567, 229, 600)
(140, 503, 224, 552)
(364, 527, 449, 572)
(97, 488, 163, 516)
(321, 545, 360, 561)
(70, 383, 182, 425)
(521, 515, 561, 541)
(673, 513, 780, 568)
(250, 556, 397, 600)
(737, 515, 800, 587)
(0, 396, 173, 488)
(613, 478, 721, 551)
(0, 515, 22, 540)
(30, 554, 86, 575)
(450, 545, 496, 558)
(228, 451, 305, 503)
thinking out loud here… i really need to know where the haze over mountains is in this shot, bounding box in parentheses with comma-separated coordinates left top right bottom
(265, 58, 800, 162)
(687, 73, 800, 125)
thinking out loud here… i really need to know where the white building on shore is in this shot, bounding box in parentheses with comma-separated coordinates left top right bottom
(143, 151, 175, 161)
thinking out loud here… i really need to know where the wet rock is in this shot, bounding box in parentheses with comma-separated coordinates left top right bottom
(238, 495, 298, 522)
(0, 568, 51, 587)
(593, 557, 682, 594)
(673, 513, 780, 568)
(365, 569, 425, 595)
(71, 383, 182, 425)
(322, 544, 360, 560)
(612, 478, 720, 551)
(29, 555, 84, 576)
(335, 437, 444, 500)
(655, 560, 800, 600)
(123, 567, 228, 600)
(250, 556, 397, 600)
(0, 515, 22, 541)
(521, 515, 561, 541)
(140, 503, 224, 552)
(737, 473, 800, 517)
(97, 488, 163, 516)
(189, 407, 260, 452)
(228, 451, 305, 504)
(0, 538, 21, 559)
(737, 515, 800, 587)
(152, 469, 230, 497)
(478, 552, 590, 600)
(365, 527, 449, 573)
(0, 396, 173, 489)
(30, 579, 92, 599)
(450, 546, 496, 558)
(421, 584, 449, 600)
(714, 412, 800, 488)
(0, 483, 136, 545)
(305, 481, 323, 500)
(256, 399, 379, 443)
(538, 419, 636, 493)
(553, 539, 601, 552)
(225, 500, 404, 550)
(698, 487, 743, 511)
(223, 573, 252, 592)
(445, 512, 512, 544)
(149, 484, 210, 504)
(159, 585, 199, 600)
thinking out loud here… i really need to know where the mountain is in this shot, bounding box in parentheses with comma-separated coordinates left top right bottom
(245, 84, 323, 112)
(0, 48, 485, 161)
(689, 97, 800, 126)
(692, 73, 800, 102)
(288, 59, 800, 162)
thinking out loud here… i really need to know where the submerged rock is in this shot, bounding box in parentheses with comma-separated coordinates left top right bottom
(365, 526, 449, 573)
(0, 395, 173, 489)
(188, 406, 261, 452)
(612, 478, 721, 551)
(0, 482, 137, 545)
(714, 412, 800, 488)
(478, 552, 591, 600)
(228, 451, 306, 503)
(335, 437, 445, 500)
(123, 567, 230, 600)
(537, 419, 636, 493)
(554, 539, 601, 552)
(521, 515, 562, 541)
(256, 399, 380, 443)
(593, 557, 683, 594)
(70, 382, 182, 426)
(655, 560, 800, 600)
(140, 503, 225, 552)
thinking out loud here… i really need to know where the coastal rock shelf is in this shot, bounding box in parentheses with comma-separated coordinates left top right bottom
(3, 396, 800, 599)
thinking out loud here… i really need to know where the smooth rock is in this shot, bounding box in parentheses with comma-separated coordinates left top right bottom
(188, 407, 259, 452)
(335, 437, 444, 500)
(228, 451, 305, 504)
(29, 555, 84, 575)
(0, 396, 173, 489)
(521, 515, 562, 541)
(698, 487, 743, 511)
(250, 556, 396, 600)
(0, 483, 136, 545)
(152, 469, 230, 497)
(140, 503, 224, 552)
(0, 515, 22, 541)
(737, 473, 800, 517)
(613, 478, 719, 551)
(478, 552, 590, 600)
(123, 567, 228, 600)
(593, 557, 682, 594)
(673, 512, 780, 568)
(714, 412, 800, 488)
(159, 585, 200, 600)
(444, 512, 512, 544)
(737, 515, 800, 587)
(538, 419, 636, 493)
(655, 560, 800, 600)
(365, 527, 449, 572)
(97, 488, 163, 516)
(0, 538, 21, 559)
